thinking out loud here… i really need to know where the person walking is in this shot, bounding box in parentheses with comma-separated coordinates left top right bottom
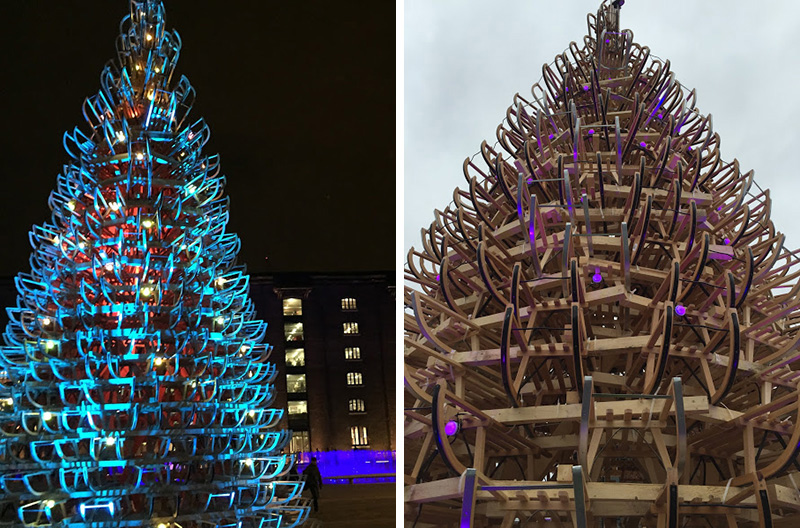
(302, 457, 323, 513)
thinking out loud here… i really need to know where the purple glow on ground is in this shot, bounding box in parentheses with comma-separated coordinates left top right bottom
(295, 450, 396, 485)
(675, 305, 686, 316)
(445, 420, 459, 436)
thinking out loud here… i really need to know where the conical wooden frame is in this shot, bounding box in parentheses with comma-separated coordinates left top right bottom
(404, 2, 800, 527)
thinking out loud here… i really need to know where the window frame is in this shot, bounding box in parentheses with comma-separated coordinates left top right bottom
(346, 371, 363, 386)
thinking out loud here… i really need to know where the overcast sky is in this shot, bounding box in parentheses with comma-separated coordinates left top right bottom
(404, 0, 800, 261)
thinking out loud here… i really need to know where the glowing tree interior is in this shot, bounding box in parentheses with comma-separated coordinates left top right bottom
(405, 2, 800, 527)
(0, 1, 308, 526)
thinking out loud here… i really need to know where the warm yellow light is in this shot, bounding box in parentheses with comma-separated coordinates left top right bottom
(215, 316, 225, 325)
(147, 91, 154, 101)
(105, 436, 116, 446)
(136, 152, 145, 161)
(135, 64, 141, 71)
(142, 219, 154, 229)
(243, 458, 253, 466)
(154, 357, 163, 366)
(157, 524, 168, 528)
(44, 340, 57, 350)
(141, 286, 153, 296)
(52, 236, 60, 245)
(145, 33, 153, 41)
(78, 242, 86, 249)
(66, 201, 76, 210)
(155, 66, 161, 73)
(45, 500, 55, 509)
(215, 277, 227, 287)
(43, 412, 53, 421)
(41, 317, 51, 325)
(248, 410, 255, 417)
(109, 201, 121, 211)
(116, 131, 125, 141)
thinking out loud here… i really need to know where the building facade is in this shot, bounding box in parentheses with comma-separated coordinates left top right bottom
(249, 272, 395, 455)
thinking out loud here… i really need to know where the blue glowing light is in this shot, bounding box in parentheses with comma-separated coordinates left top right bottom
(0, 1, 305, 525)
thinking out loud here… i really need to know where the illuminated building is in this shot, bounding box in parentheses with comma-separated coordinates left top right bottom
(0, 1, 306, 526)
(250, 273, 395, 459)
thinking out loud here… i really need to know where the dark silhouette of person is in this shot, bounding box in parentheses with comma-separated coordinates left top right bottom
(302, 457, 323, 512)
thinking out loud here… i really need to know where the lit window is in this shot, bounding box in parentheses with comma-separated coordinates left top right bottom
(349, 399, 366, 413)
(288, 401, 308, 415)
(287, 374, 307, 393)
(350, 426, 369, 447)
(341, 298, 357, 310)
(343, 322, 359, 335)
(290, 431, 310, 453)
(284, 322, 303, 342)
(345, 347, 361, 360)
(286, 348, 305, 367)
(346, 372, 363, 386)
(283, 298, 302, 316)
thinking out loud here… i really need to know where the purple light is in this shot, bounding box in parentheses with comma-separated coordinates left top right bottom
(605, 39, 610, 43)
(658, 113, 663, 119)
(583, 85, 590, 91)
(436, 274, 441, 281)
(592, 268, 602, 284)
(527, 177, 533, 183)
(639, 141, 647, 148)
(724, 238, 730, 245)
(294, 450, 396, 485)
(445, 420, 459, 436)
(549, 134, 555, 140)
(588, 129, 595, 135)
(717, 206, 722, 211)
(687, 146, 692, 151)
(675, 305, 686, 316)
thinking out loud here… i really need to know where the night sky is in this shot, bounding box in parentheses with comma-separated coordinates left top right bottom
(0, 1, 395, 278)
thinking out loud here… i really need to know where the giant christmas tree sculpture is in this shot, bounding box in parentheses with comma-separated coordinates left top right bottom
(405, 2, 800, 527)
(0, 2, 308, 527)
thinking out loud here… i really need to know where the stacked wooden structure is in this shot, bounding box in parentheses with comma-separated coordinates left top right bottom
(404, 2, 800, 526)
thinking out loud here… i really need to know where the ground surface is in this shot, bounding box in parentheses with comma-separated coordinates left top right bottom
(302, 482, 396, 527)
